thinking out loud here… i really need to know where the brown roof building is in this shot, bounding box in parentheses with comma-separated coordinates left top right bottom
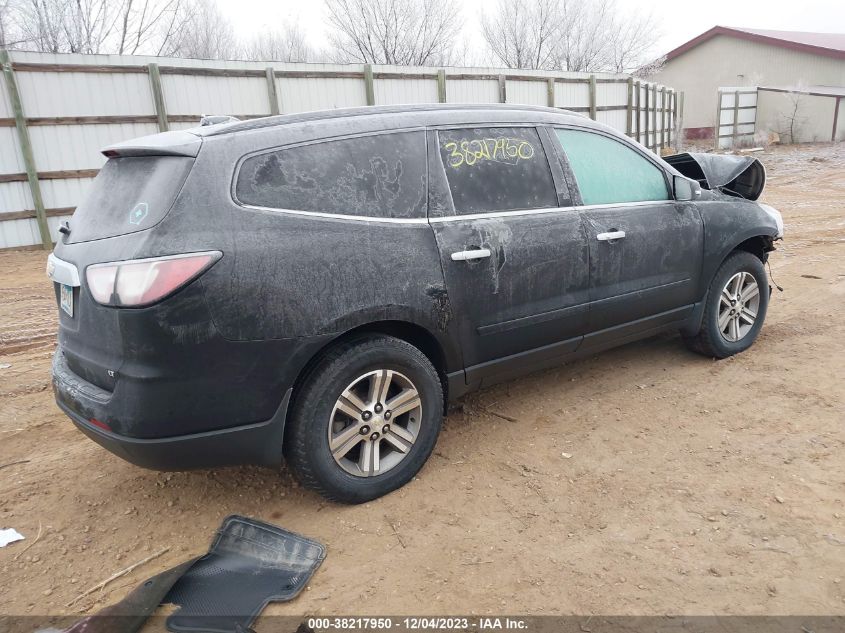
(648, 26, 845, 141)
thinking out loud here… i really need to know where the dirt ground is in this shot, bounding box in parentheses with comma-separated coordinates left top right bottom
(1, 143, 844, 621)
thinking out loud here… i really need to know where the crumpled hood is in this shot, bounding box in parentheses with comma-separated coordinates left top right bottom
(664, 152, 766, 201)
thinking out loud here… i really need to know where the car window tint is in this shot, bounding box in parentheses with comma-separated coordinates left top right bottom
(236, 131, 426, 219)
(438, 127, 557, 213)
(555, 129, 669, 205)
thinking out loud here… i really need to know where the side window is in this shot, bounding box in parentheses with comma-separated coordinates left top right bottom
(438, 127, 558, 214)
(235, 131, 426, 219)
(554, 129, 670, 205)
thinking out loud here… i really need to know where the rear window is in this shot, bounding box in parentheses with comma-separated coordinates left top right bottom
(554, 129, 669, 205)
(437, 127, 557, 214)
(235, 131, 427, 219)
(67, 156, 193, 244)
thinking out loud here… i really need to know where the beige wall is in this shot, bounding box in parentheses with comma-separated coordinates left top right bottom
(837, 99, 845, 141)
(756, 90, 839, 143)
(651, 34, 845, 130)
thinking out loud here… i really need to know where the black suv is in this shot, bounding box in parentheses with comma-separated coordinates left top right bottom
(49, 104, 784, 503)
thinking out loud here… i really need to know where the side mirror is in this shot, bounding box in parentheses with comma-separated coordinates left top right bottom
(674, 175, 701, 201)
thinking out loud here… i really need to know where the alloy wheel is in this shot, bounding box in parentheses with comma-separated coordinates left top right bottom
(328, 369, 422, 477)
(718, 271, 760, 342)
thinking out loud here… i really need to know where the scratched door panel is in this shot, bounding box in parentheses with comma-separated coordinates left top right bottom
(427, 126, 590, 376)
(581, 201, 703, 332)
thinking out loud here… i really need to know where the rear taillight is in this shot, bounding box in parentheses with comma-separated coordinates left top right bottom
(86, 251, 221, 307)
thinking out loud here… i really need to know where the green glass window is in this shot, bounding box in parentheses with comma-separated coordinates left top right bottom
(555, 129, 669, 205)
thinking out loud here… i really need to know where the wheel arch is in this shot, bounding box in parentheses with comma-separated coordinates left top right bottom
(684, 231, 775, 337)
(732, 233, 776, 263)
(704, 228, 776, 289)
(288, 318, 459, 423)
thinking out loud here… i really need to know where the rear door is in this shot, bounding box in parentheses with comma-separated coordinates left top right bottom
(428, 125, 590, 386)
(551, 127, 704, 342)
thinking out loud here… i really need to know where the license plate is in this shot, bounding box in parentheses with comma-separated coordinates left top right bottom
(60, 283, 74, 317)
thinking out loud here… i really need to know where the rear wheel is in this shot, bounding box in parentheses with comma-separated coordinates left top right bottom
(284, 335, 443, 503)
(685, 251, 769, 358)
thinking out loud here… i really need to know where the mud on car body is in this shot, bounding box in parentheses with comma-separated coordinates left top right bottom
(49, 104, 784, 503)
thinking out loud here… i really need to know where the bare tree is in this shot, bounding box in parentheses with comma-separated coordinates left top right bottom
(778, 91, 807, 144)
(243, 23, 315, 62)
(4, 0, 187, 54)
(481, 0, 560, 70)
(605, 8, 658, 72)
(159, 0, 238, 59)
(554, 0, 614, 71)
(482, 0, 660, 73)
(325, 0, 463, 65)
(634, 55, 665, 79)
(9, 0, 68, 52)
(0, 0, 15, 47)
(117, 0, 188, 55)
(4, 0, 305, 62)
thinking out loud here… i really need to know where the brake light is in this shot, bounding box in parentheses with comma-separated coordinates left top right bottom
(86, 251, 221, 307)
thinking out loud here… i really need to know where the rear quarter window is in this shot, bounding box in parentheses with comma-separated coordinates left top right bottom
(555, 129, 669, 205)
(235, 131, 427, 219)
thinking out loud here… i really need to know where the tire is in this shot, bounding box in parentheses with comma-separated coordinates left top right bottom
(685, 250, 769, 359)
(284, 335, 443, 504)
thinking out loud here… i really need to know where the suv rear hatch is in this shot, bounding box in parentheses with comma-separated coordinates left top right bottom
(51, 130, 201, 394)
(65, 130, 201, 243)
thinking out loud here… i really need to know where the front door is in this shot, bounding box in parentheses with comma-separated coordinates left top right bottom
(552, 127, 704, 342)
(428, 126, 591, 386)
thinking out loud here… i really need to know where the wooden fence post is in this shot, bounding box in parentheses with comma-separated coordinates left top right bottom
(147, 63, 168, 132)
(732, 89, 740, 148)
(675, 91, 684, 152)
(651, 85, 658, 152)
(547, 77, 555, 108)
(635, 80, 641, 144)
(364, 64, 375, 106)
(715, 90, 723, 150)
(265, 67, 280, 115)
(626, 76, 634, 137)
(588, 75, 597, 120)
(437, 69, 447, 103)
(660, 86, 666, 150)
(666, 90, 672, 149)
(0, 49, 51, 249)
(498, 75, 507, 103)
(643, 83, 649, 151)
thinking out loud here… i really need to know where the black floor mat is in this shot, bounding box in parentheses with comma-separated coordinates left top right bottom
(164, 515, 326, 633)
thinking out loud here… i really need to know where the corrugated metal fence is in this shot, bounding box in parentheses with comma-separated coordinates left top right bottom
(0, 50, 682, 250)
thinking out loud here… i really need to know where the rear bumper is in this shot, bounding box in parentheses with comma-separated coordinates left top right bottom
(52, 350, 291, 470)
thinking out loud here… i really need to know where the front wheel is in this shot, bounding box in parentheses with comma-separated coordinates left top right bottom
(685, 251, 770, 359)
(284, 335, 443, 503)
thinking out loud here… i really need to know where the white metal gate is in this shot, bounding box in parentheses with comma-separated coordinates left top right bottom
(715, 88, 758, 149)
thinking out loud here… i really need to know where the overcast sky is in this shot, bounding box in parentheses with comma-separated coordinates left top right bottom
(216, 0, 845, 65)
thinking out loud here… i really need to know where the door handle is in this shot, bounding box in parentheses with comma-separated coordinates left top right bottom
(451, 248, 491, 261)
(596, 230, 626, 241)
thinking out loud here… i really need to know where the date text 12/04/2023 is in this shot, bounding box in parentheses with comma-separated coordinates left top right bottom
(306, 617, 529, 630)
